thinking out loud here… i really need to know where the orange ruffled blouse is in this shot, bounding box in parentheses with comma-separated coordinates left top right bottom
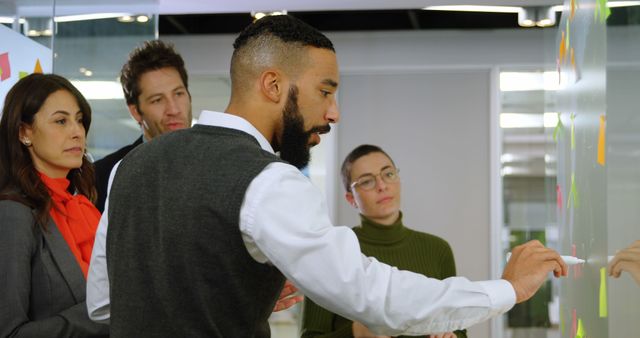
(39, 172, 100, 278)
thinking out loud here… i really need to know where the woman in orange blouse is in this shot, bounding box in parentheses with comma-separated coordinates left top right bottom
(0, 73, 108, 337)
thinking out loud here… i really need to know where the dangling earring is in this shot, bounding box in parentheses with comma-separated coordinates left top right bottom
(22, 139, 31, 146)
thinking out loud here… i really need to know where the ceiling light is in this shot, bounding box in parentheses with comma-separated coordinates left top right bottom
(70, 80, 123, 100)
(54, 13, 131, 22)
(500, 113, 544, 128)
(518, 6, 556, 27)
(251, 10, 288, 20)
(118, 15, 135, 23)
(423, 5, 522, 13)
(136, 15, 149, 23)
(543, 112, 559, 128)
(500, 71, 561, 91)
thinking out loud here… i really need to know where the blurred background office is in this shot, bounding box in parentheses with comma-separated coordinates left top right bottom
(1, 0, 639, 337)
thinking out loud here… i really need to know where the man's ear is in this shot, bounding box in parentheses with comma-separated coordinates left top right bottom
(345, 191, 358, 209)
(128, 104, 143, 124)
(260, 70, 284, 104)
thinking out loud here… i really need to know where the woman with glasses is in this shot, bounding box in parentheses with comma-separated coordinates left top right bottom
(0, 74, 108, 337)
(301, 144, 466, 338)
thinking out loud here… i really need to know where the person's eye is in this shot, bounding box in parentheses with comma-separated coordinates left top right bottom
(321, 90, 331, 97)
(55, 118, 66, 125)
(360, 178, 374, 186)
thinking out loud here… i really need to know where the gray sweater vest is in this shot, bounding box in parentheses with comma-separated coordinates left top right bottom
(107, 125, 286, 337)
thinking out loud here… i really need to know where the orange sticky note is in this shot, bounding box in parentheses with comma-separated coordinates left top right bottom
(559, 31, 566, 62)
(33, 59, 43, 74)
(597, 114, 606, 166)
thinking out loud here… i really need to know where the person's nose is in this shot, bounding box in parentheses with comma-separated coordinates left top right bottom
(166, 97, 180, 116)
(326, 97, 340, 123)
(71, 120, 84, 140)
(375, 174, 388, 191)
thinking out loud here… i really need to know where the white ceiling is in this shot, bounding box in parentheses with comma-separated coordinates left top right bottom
(1, 0, 564, 16)
(156, 0, 564, 15)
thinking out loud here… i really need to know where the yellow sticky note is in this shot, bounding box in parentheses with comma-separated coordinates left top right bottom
(19, 71, 29, 79)
(33, 59, 43, 74)
(600, 267, 608, 317)
(570, 112, 576, 150)
(597, 114, 606, 166)
(576, 318, 585, 338)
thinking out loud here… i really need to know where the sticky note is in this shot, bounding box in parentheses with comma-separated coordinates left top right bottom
(567, 173, 579, 209)
(576, 318, 585, 338)
(560, 307, 566, 335)
(33, 59, 43, 74)
(553, 113, 563, 142)
(600, 267, 608, 317)
(572, 309, 577, 337)
(556, 184, 563, 209)
(0, 52, 10, 81)
(596, 0, 612, 22)
(570, 47, 576, 70)
(559, 31, 566, 63)
(597, 114, 606, 166)
(19, 71, 29, 79)
(570, 0, 578, 20)
(570, 112, 576, 150)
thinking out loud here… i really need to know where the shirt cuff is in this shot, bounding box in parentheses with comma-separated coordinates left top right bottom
(476, 279, 516, 314)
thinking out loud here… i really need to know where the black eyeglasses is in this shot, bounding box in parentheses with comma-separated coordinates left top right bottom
(350, 167, 400, 191)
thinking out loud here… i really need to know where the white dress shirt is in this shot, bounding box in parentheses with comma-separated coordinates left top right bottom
(87, 110, 516, 335)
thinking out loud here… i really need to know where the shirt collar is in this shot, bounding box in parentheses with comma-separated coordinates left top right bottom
(196, 110, 274, 154)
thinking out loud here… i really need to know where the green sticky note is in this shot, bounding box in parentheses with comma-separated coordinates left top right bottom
(19, 71, 29, 79)
(600, 267, 608, 317)
(568, 173, 579, 209)
(553, 113, 564, 142)
(570, 112, 576, 149)
(576, 318, 585, 338)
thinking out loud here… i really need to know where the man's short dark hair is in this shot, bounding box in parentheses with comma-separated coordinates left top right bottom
(230, 15, 334, 95)
(120, 40, 189, 106)
(232, 15, 334, 52)
(341, 144, 395, 192)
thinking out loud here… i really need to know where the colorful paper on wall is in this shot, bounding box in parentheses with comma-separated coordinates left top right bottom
(600, 267, 608, 317)
(597, 114, 606, 166)
(553, 113, 564, 142)
(33, 59, 43, 74)
(595, 0, 611, 22)
(576, 318, 585, 338)
(570, 112, 576, 149)
(567, 173, 579, 209)
(556, 184, 563, 209)
(570, 0, 578, 20)
(19, 71, 28, 79)
(0, 52, 10, 81)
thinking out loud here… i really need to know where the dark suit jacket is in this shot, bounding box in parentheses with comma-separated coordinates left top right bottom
(0, 200, 109, 338)
(94, 136, 143, 213)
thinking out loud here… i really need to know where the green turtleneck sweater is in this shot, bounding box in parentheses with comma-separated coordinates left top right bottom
(301, 213, 467, 338)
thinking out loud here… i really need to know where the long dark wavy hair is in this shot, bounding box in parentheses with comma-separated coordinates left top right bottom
(0, 73, 96, 229)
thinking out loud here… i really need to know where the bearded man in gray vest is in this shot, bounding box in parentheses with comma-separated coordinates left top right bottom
(106, 15, 568, 337)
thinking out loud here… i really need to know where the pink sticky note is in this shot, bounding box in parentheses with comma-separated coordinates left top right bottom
(0, 52, 11, 81)
(556, 185, 563, 209)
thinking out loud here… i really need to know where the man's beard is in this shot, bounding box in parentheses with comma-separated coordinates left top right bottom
(280, 86, 330, 169)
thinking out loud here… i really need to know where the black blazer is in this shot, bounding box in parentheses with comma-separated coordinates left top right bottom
(93, 136, 143, 213)
(0, 200, 109, 337)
